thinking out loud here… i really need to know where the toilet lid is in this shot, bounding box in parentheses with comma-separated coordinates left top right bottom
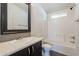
(42, 44, 52, 48)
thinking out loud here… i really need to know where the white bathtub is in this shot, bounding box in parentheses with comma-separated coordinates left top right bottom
(43, 39, 76, 48)
(43, 39, 77, 56)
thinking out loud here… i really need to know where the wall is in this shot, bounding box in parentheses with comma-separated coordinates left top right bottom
(74, 4, 79, 55)
(31, 3, 48, 39)
(48, 8, 75, 44)
(0, 33, 31, 42)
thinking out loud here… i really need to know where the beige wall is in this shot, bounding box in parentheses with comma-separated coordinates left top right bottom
(31, 3, 48, 39)
(74, 4, 79, 55)
(48, 8, 75, 43)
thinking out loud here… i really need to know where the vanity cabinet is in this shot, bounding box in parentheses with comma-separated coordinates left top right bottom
(10, 41, 42, 56)
(10, 47, 30, 56)
(32, 41, 42, 56)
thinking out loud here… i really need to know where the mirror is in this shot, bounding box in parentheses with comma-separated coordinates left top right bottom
(0, 3, 31, 34)
(8, 3, 28, 30)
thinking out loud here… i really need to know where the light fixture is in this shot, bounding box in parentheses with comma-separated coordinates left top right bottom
(51, 13, 67, 19)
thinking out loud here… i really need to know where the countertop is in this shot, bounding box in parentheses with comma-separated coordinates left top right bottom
(0, 37, 43, 56)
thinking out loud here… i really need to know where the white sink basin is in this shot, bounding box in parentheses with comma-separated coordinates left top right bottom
(9, 40, 17, 44)
(8, 37, 32, 45)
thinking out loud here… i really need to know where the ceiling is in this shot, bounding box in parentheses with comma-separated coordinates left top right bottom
(40, 3, 75, 13)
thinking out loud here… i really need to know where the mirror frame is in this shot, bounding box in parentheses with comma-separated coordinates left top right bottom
(0, 3, 31, 34)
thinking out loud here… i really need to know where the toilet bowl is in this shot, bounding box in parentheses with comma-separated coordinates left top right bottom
(42, 39, 53, 56)
(42, 43, 52, 48)
(42, 43, 52, 56)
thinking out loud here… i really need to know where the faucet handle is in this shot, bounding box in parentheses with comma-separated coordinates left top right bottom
(70, 41, 75, 44)
(70, 36, 76, 44)
(71, 36, 75, 40)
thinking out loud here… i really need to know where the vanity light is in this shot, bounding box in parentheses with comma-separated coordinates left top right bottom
(51, 13, 67, 19)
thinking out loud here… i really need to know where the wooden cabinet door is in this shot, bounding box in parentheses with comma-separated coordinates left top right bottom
(33, 41, 42, 56)
(10, 47, 30, 56)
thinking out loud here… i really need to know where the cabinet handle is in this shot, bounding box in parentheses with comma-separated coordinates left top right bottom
(28, 48, 30, 55)
(2, 14, 4, 19)
(32, 46, 34, 54)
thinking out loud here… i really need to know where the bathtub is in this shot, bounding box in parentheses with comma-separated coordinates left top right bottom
(43, 39, 76, 48)
(43, 39, 77, 56)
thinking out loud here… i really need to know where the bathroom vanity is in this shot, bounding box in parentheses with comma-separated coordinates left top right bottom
(0, 37, 42, 56)
(10, 41, 42, 56)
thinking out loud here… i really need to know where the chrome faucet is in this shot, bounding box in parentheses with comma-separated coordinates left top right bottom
(70, 36, 75, 44)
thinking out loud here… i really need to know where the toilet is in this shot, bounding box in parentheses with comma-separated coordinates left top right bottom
(42, 39, 53, 56)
